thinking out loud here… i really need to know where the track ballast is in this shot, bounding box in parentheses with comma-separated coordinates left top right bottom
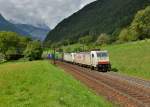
(56, 61, 150, 107)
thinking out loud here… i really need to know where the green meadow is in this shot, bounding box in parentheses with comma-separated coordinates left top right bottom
(0, 61, 113, 107)
(59, 39, 150, 80)
(103, 40, 150, 80)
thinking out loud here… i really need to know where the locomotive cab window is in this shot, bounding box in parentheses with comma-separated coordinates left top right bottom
(97, 52, 108, 58)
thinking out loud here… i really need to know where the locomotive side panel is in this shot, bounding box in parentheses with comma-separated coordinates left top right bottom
(74, 52, 91, 66)
(84, 53, 91, 66)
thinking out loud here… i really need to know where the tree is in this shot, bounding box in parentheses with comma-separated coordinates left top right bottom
(0, 33, 9, 58)
(96, 33, 110, 45)
(118, 28, 138, 42)
(24, 40, 43, 60)
(130, 6, 150, 40)
(43, 40, 52, 48)
(18, 36, 31, 54)
(0, 31, 21, 59)
(79, 35, 93, 45)
(62, 39, 71, 46)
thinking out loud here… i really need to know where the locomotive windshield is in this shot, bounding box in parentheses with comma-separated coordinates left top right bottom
(97, 52, 108, 58)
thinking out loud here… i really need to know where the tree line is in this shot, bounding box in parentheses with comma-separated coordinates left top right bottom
(44, 6, 150, 52)
(118, 6, 150, 42)
(0, 31, 43, 61)
(45, 0, 150, 45)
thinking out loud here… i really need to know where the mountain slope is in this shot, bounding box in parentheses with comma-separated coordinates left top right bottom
(0, 14, 50, 40)
(14, 24, 50, 41)
(0, 14, 29, 36)
(45, 0, 150, 43)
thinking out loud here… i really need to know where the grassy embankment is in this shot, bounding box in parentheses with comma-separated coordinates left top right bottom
(103, 40, 150, 80)
(0, 61, 113, 107)
(61, 40, 150, 80)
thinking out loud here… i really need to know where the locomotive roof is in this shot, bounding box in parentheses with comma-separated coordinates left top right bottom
(63, 50, 108, 54)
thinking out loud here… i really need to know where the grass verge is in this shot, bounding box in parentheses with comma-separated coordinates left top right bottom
(59, 40, 150, 80)
(0, 61, 113, 107)
(103, 40, 150, 80)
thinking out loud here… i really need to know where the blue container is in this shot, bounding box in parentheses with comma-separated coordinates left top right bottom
(48, 54, 53, 59)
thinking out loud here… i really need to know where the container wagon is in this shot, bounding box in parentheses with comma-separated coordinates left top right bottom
(63, 53, 75, 63)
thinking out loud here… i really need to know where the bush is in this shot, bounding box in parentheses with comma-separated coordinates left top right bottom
(96, 33, 110, 45)
(0, 53, 5, 63)
(79, 35, 93, 45)
(24, 41, 43, 61)
(118, 6, 150, 43)
(0, 31, 30, 60)
(131, 6, 150, 40)
(118, 28, 138, 42)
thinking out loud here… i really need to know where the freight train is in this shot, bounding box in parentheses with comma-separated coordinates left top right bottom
(63, 50, 111, 72)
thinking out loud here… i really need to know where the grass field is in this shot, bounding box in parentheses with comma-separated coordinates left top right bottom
(58, 40, 150, 80)
(0, 61, 113, 107)
(102, 40, 150, 80)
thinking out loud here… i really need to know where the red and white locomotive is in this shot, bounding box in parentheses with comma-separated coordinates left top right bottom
(63, 50, 111, 72)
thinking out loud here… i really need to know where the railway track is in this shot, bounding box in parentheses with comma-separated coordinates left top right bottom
(106, 72, 150, 89)
(56, 61, 150, 107)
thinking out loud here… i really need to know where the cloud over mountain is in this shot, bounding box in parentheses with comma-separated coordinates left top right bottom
(0, 0, 95, 28)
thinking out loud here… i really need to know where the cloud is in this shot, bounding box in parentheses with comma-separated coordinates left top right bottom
(0, 0, 95, 28)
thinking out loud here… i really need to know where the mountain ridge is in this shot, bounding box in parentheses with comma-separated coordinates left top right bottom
(0, 14, 30, 36)
(45, 0, 150, 43)
(14, 24, 50, 41)
(0, 14, 50, 41)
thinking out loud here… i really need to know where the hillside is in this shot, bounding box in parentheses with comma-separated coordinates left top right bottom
(14, 24, 50, 41)
(60, 39, 150, 80)
(103, 40, 150, 80)
(0, 14, 50, 40)
(45, 0, 150, 43)
(0, 14, 29, 36)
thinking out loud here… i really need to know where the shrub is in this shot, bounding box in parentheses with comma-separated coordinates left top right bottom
(0, 31, 30, 60)
(130, 6, 150, 40)
(24, 41, 43, 61)
(118, 28, 138, 42)
(79, 35, 93, 45)
(96, 33, 110, 45)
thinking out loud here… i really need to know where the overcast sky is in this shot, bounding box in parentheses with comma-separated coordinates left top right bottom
(0, 0, 96, 28)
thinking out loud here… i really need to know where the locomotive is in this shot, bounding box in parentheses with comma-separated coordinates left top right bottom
(63, 51, 111, 72)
